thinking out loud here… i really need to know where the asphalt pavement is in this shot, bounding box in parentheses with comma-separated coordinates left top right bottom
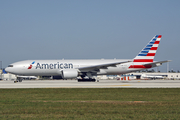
(0, 79, 180, 88)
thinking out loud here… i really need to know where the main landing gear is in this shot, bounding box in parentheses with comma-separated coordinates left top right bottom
(78, 78, 96, 82)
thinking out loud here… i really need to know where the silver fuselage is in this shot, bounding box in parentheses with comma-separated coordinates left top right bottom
(5, 59, 142, 76)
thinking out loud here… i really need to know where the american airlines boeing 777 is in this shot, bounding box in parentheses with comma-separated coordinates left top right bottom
(5, 35, 170, 82)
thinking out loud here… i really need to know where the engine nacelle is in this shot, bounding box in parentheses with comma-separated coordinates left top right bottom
(61, 69, 78, 79)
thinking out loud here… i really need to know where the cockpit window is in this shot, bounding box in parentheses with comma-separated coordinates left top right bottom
(8, 65, 13, 67)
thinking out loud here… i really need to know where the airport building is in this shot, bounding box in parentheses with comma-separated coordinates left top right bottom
(122, 72, 180, 80)
(1, 70, 180, 81)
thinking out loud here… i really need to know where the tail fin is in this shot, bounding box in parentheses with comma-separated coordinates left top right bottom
(133, 35, 162, 63)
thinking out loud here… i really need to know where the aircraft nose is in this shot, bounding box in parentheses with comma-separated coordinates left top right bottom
(5, 67, 10, 73)
(5, 64, 14, 73)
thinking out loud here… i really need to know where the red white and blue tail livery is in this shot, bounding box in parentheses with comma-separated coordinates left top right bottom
(133, 35, 161, 63)
(128, 35, 166, 69)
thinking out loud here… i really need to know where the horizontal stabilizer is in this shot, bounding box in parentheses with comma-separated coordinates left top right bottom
(143, 60, 171, 67)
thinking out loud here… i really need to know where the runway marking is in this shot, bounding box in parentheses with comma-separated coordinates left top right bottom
(45, 84, 132, 88)
(111, 84, 131, 86)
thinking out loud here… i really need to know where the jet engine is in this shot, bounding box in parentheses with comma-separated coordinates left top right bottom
(61, 69, 78, 79)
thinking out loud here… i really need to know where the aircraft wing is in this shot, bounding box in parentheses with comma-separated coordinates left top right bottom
(143, 60, 171, 67)
(78, 61, 132, 72)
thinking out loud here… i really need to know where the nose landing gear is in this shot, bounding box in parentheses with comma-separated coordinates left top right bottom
(14, 77, 23, 83)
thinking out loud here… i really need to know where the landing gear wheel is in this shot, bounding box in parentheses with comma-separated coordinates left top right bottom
(14, 80, 18, 83)
(78, 78, 96, 82)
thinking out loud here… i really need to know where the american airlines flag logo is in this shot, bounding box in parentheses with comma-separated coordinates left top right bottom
(28, 61, 35, 69)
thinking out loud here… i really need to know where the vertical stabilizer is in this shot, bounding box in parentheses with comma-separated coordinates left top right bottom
(133, 35, 162, 63)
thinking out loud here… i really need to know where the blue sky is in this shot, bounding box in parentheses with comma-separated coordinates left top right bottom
(0, 0, 180, 72)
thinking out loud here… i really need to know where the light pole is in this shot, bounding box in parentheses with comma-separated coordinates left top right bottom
(0, 61, 2, 80)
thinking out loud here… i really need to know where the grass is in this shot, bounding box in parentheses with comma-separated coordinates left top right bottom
(0, 88, 180, 119)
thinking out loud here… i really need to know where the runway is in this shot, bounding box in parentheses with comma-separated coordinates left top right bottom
(0, 79, 180, 88)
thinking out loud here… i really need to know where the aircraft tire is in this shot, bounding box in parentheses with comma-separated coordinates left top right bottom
(14, 81, 18, 83)
(78, 79, 96, 82)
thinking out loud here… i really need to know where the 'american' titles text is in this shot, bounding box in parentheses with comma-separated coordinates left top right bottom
(36, 62, 73, 69)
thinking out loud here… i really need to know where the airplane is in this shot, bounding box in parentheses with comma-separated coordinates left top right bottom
(141, 74, 164, 79)
(5, 35, 170, 82)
